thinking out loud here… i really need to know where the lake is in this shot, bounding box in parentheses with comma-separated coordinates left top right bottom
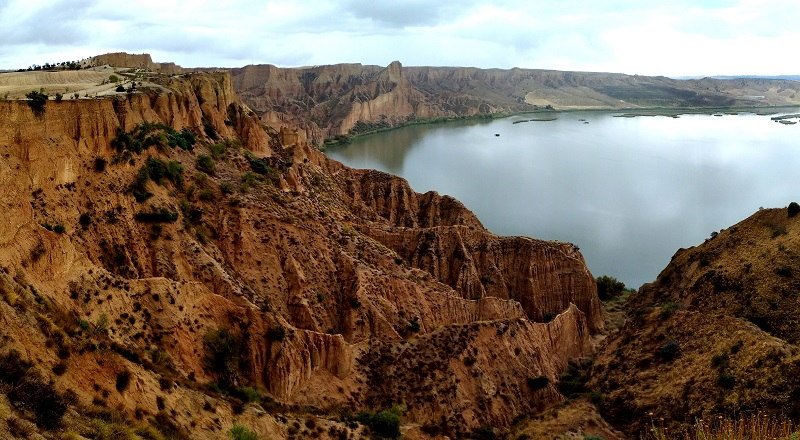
(326, 110, 800, 288)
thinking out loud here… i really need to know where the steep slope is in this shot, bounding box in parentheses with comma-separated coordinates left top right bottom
(0, 68, 600, 438)
(591, 206, 800, 436)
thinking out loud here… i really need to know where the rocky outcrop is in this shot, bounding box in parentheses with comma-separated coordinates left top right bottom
(91, 52, 184, 74)
(362, 225, 603, 332)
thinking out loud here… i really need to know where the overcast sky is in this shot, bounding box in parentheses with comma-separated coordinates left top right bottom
(1, 0, 798, 76)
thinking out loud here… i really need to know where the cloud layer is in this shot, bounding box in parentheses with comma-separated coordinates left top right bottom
(1, 0, 797, 76)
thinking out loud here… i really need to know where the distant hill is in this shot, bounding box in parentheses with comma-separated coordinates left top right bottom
(709, 75, 800, 81)
(229, 61, 800, 145)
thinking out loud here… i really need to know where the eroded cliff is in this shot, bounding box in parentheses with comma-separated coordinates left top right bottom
(0, 68, 600, 439)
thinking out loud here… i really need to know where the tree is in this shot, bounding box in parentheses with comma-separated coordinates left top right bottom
(203, 328, 246, 389)
(596, 275, 627, 301)
(25, 90, 48, 116)
(788, 202, 800, 218)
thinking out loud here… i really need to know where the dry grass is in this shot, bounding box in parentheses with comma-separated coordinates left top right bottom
(647, 414, 798, 440)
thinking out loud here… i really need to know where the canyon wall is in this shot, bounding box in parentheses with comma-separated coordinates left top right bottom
(0, 68, 601, 438)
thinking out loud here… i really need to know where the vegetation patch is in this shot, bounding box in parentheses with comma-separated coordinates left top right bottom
(25, 90, 48, 116)
(112, 122, 197, 154)
(203, 327, 248, 389)
(0, 350, 73, 429)
(229, 424, 259, 440)
(355, 404, 404, 439)
(134, 208, 179, 223)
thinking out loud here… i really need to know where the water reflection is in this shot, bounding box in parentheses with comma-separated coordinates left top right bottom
(327, 111, 800, 288)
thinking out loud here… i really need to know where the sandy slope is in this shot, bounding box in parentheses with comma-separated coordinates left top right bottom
(0, 66, 166, 99)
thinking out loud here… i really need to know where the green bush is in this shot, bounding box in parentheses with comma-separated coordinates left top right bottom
(112, 123, 196, 154)
(145, 157, 183, 186)
(25, 90, 48, 116)
(131, 167, 153, 202)
(789, 202, 800, 218)
(168, 128, 196, 151)
(355, 405, 403, 438)
(526, 375, 550, 391)
(0, 350, 71, 429)
(196, 155, 215, 175)
(229, 424, 258, 440)
(134, 208, 179, 223)
(209, 141, 227, 159)
(203, 328, 247, 389)
(247, 156, 273, 176)
(596, 275, 626, 301)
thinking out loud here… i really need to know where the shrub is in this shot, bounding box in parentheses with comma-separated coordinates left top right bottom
(229, 424, 259, 440)
(659, 301, 679, 319)
(596, 275, 626, 301)
(0, 350, 71, 429)
(247, 156, 274, 176)
(53, 224, 66, 234)
(557, 358, 591, 397)
(146, 156, 169, 183)
(93, 157, 106, 173)
(406, 317, 421, 333)
(134, 208, 179, 223)
(79, 213, 92, 229)
(196, 155, 215, 175)
(470, 425, 497, 440)
(789, 202, 800, 218)
(647, 414, 796, 440)
(209, 141, 227, 159)
(526, 375, 550, 391)
(131, 167, 153, 202)
(167, 128, 196, 151)
(109, 74, 120, 83)
(203, 328, 247, 389)
(355, 405, 403, 439)
(55, 93, 63, 102)
(266, 325, 286, 341)
(116, 85, 126, 92)
(116, 369, 132, 392)
(26, 90, 48, 116)
(658, 340, 681, 362)
(717, 372, 735, 389)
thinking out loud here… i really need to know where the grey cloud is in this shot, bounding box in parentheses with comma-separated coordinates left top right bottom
(342, 0, 480, 28)
(0, 0, 94, 45)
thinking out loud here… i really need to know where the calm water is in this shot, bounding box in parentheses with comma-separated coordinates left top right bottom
(327, 111, 800, 288)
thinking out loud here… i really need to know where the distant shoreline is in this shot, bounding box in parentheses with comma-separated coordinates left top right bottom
(322, 104, 800, 148)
